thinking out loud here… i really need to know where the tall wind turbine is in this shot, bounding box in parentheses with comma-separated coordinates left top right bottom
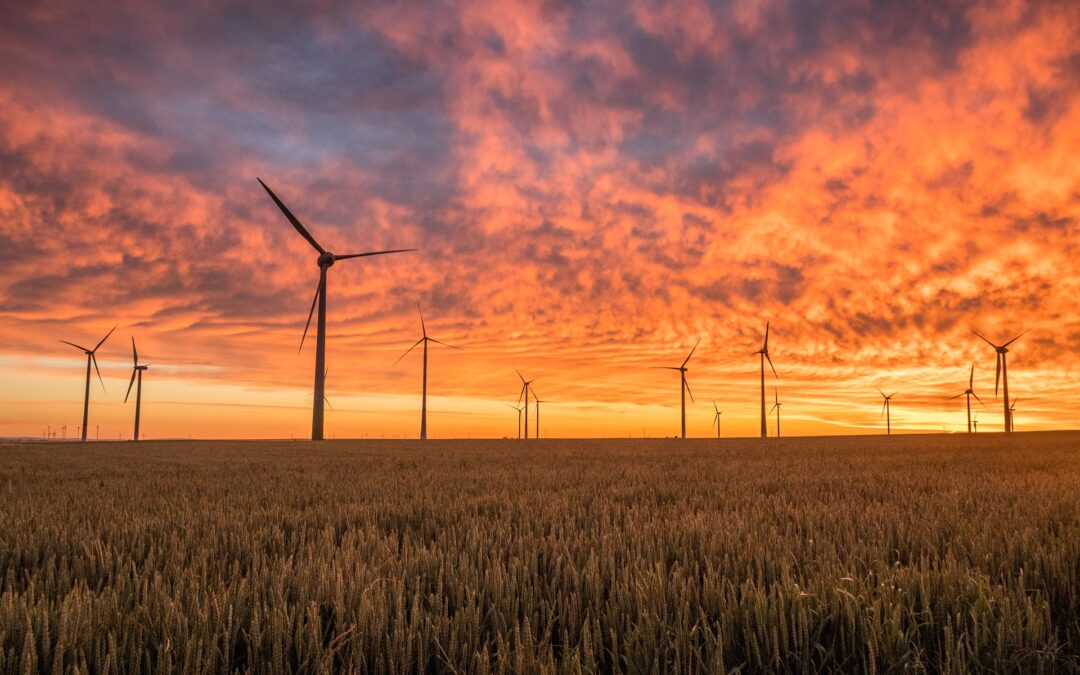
(971, 328, 1028, 433)
(509, 404, 524, 440)
(395, 302, 458, 440)
(711, 402, 722, 440)
(877, 388, 897, 435)
(755, 322, 778, 439)
(769, 388, 782, 438)
(59, 325, 116, 442)
(516, 371, 537, 439)
(258, 178, 415, 440)
(124, 337, 150, 441)
(949, 362, 985, 434)
(654, 339, 699, 439)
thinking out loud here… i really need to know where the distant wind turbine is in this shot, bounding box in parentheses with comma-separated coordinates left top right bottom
(653, 339, 699, 439)
(877, 388, 897, 435)
(973, 412, 979, 433)
(509, 404, 524, 440)
(533, 391, 547, 438)
(59, 324, 116, 442)
(770, 387, 782, 438)
(949, 362, 986, 434)
(258, 178, 415, 440)
(1009, 397, 1019, 432)
(711, 402, 722, 440)
(755, 322, 778, 439)
(124, 337, 150, 441)
(395, 302, 458, 440)
(971, 328, 1028, 433)
(516, 371, 537, 439)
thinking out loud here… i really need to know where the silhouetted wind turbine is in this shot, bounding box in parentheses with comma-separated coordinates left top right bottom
(258, 178, 415, 440)
(533, 392, 547, 438)
(711, 401, 722, 440)
(1009, 397, 1019, 432)
(653, 339, 699, 439)
(971, 328, 1028, 433)
(509, 404, 524, 440)
(516, 371, 537, 439)
(769, 388, 782, 438)
(949, 362, 986, 434)
(59, 325, 116, 442)
(973, 412, 979, 433)
(395, 302, 458, 440)
(755, 322, 778, 439)
(124, 337, 150, 441)
(877, 388, 897, 435)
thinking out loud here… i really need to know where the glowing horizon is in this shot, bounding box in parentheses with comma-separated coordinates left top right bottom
(1, 0, 1078, 440)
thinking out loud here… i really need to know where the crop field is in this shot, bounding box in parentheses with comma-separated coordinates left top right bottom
(1, 433, 1079, 673)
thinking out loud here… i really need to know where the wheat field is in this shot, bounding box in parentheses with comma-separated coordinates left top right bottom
(1, 433, 1078, 673)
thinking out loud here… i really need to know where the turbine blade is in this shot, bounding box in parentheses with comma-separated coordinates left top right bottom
(393, 338, 425, 365)
(92, 353, 106, 393)
(995, 353, 1001, 397)
(948, 393, 965, 400)
(765, 353, 778, 378)
(769, 403, 777, 413)
(682, 338, 701, 368)
(324, 395, 333, 411)
(713, 401, 718, 413)
(969, 362, 974, 389)
(652, 366, 682, 370)
(131, 336, 138, 366)
(428, 338, 460, 349)
(1003, 329, 1030, 347)
(335, 249, 417, 260)
(257, 178, 324, 254)
(299, 277, 322, 352)
(880, 399, 887, 418)
(516, 369, 526, 384)
(683, 378, 695, 404)
(876, 387, 885, 398)
(763, 320, 770, 350)
(970, 329, 997, 348)
(417, 301, 427, 338)
(59, 340, 89, 352)
(1010, 397, 1019, 410)
(517, 383, 526, 406)
(973, 392, 987, 408)
(124, 368, 137, 403)
(93, 324, 117, 352)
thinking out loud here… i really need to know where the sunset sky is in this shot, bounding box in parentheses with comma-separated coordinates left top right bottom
(1, 0, 1078, 439)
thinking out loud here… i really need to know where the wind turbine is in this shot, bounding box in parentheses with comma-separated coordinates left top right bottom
(1009, 397, 1019, 432)
(769, 387, 782, 438)
(755, 322, 778, 439)
(509, 404, 524, 439)
(971, 328, 1028, 433)
(59, 324, 116, 442)
(258, 178, 415, 440)
(877, 388, 897, 435)
(654, 339, 699, 439)
(949, 362, 986, 434)
(533, 392, 547, 439)
(124, 337, 150, 441)
(516, 371, 537, 439)
(973, 412, 979, 433)
(395, 302, 458, 440)
(711, 402, 722, 440)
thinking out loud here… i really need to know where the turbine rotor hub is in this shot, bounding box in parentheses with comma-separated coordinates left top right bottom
(318, 252, 336, 267)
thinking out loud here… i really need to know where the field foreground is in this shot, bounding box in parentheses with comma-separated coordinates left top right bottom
(1, 433, 1079, 673)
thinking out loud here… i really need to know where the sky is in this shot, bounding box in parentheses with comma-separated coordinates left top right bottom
(1, 0, 1078, 439)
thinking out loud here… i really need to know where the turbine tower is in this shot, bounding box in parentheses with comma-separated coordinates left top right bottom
(755, 322, 778, 439)
(654, 339, 699, 439)
(124, 337, 150, 441)
(971, 328, 1028, 433)
(877, 388, 897, 435)
(258, 178, 415, 440)
(516, 371, 537, 439)
(769, 387, 782, 438)
(395, 302, 458, 440)
(949, 362, 985, 434)
(711, 401, 722, 440)
(59, 324, 116, 442)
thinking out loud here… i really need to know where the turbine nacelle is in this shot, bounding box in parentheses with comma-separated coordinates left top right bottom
(318, 251, 336, 268)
